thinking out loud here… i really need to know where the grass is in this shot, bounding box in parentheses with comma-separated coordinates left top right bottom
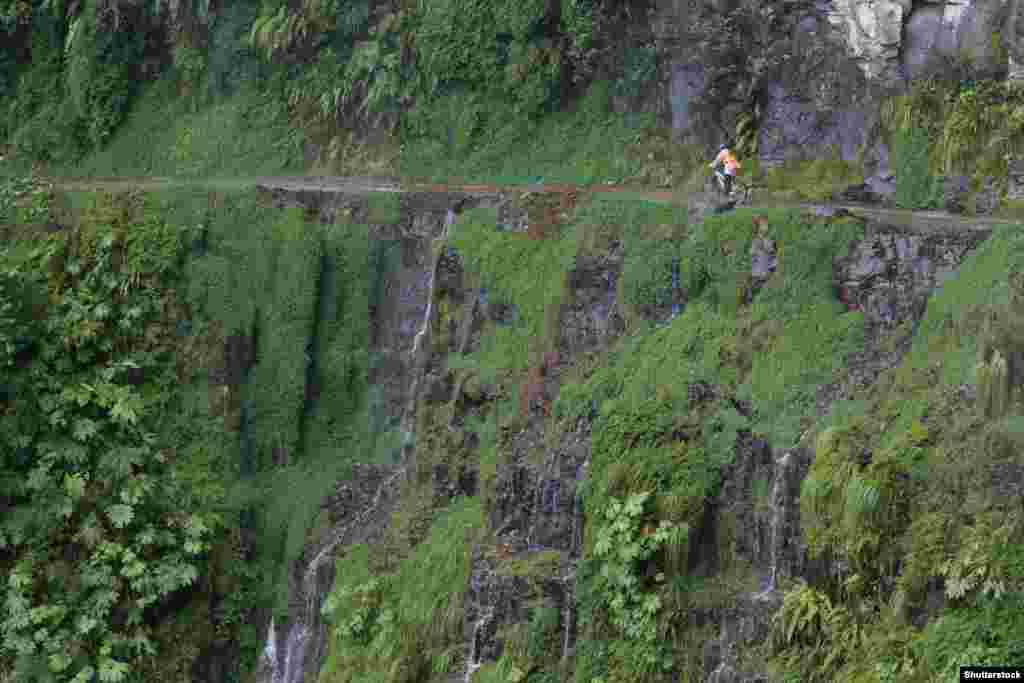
(398, 82, 697, 189)
(448, 205, 579, 377)
(762, 155, 864, 202)
(318, 496, 485, 683)
(559, 207, 865, 448)
(49, 78, 304, 180)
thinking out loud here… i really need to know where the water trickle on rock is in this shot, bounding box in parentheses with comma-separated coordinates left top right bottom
(671, 257, 682, 318)
(256, 206, 460, 683)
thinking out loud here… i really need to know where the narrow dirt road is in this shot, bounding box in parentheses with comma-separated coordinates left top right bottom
(45, 174, 1019, 234)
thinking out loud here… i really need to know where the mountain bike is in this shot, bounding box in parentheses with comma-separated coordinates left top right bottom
(707, 171, 753, 206)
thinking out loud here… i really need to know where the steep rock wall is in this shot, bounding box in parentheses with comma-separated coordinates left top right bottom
(250, 184, 996, 683)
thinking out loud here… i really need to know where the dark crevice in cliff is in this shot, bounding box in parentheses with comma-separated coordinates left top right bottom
(239, 308, 261, 477)
(296, 239, 331, 457)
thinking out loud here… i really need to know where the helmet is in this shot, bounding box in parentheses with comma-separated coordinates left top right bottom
(720, 142, 732, 151)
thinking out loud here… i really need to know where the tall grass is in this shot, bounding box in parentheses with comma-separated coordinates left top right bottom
(55, 78, 304, 179)
(319, 497, 485, 682)
(399, 82, 655, 187)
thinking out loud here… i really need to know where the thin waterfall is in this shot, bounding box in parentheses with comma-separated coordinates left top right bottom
(756, 452, 793, 600)
(670, 257, 682, 318)
(259, 207, 459, 683)
(463, 606, 495, 683)
(274, 625, 309, 683)
(400, 208, 456, 465)
(560, 572, 577, 663)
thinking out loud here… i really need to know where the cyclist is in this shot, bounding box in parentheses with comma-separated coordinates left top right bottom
(709, 142, 741, 197)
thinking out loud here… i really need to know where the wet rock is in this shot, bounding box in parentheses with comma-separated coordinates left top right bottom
(462, 550, 575, 674)
(836, 182, 889, 205)
(1008, 160, 1024, 201)
(974, 177, 1002, 216)
(497, 197, 530, 233)
(559, 250, 625, 355)
(750, 237, 777, 282)
(944, 175, 971, 214)
(833, 224, 991, 328)
(253, 464, 402, 683)
(703, 593, 784, 683)
(670, 62, 706, 138)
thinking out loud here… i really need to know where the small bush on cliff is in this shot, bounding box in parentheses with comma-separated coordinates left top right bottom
(589, 492, 683, 673)
(763, 156, 863, 202)
(893, 126, 943, 210)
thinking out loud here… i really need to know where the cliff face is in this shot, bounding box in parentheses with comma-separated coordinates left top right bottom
(240, 180, 1001, 683)
(647, 0, 1024, 199)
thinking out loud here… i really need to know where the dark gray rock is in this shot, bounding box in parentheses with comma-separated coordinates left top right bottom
(758, 83, 872, 165)
(670, 62, 706, 138)
(902, 5, 957, 79)
(497, 197, 529, 233)
(559, 250, 626, 354)
(833, 222, 991, 328)
(974, 177, 1002, 216)
(808, 205, 851, 218)
(753, 237, 774, 282)
(944, 175, 971, 214)
(836, 181, 890, 204)
(1009, 160, 1024, 201)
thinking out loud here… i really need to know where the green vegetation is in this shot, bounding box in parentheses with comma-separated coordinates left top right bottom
(319, 496, 484, 682)
(770, 223, 1024, 682)
(448, 204, 578, 377)
(5, 1, 1024, 681)
(0, 187, 223, 682)
(399, 82, 659, 186)
(892, 126, 943, 210)
(0, 175, 398, 680)
(882, 78, 1024, 212)
(65, 80, 305, 179)
(546, 207, 865, 681)
(762, 155, 864, 203)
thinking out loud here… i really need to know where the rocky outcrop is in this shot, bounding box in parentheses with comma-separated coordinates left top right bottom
(833, 220, 992, 327)
(251, 464, 404, 683)
(826, 0, 910, 83)
(653, 0, 1022, 190)
(1010, 160, 1024, 200)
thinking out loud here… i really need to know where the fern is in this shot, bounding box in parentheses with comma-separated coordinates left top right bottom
(843, 474, 880, 524)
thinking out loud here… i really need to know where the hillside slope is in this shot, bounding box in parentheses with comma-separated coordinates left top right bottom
(4, 0, 1024, 681)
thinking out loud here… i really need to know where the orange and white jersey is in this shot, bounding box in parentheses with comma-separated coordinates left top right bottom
(714, 149, 741, 175)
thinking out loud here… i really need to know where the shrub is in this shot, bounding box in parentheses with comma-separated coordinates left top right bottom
(893, 125, 943, 210)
